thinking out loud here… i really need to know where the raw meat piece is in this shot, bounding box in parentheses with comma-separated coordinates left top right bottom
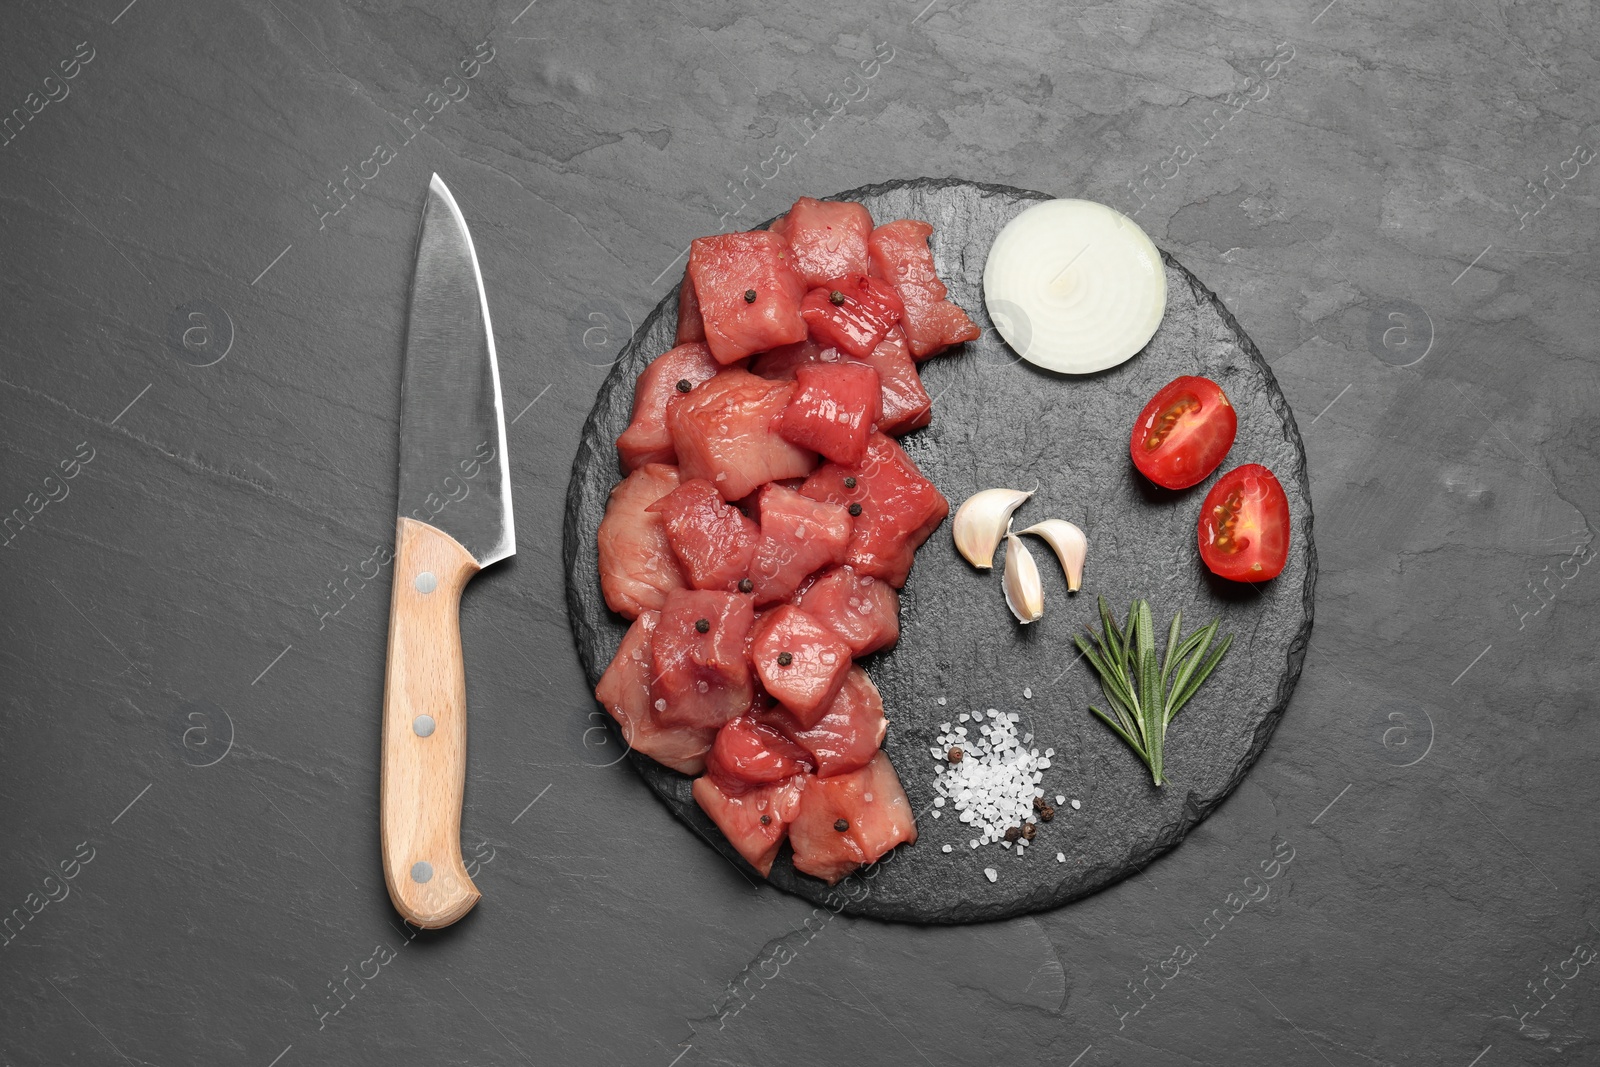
(776, 361, 882, 465)
(649, 478, 760, 591)
(867, 219, 980, 358)
(801, 432, 949, 587)
(748, 605, 853, 727)
(597, 463, 687, 618)
(747, 483, 853, 605)
(788, 752, 916, 883)
(793, 565, 899, 656)
(691, 773, 806, 877)
(651, 589, 756, 729)
(594, 611, 717, 774)
(616, 342, 720, 471)
(667, 368, 817, 501)
(799, 274, 904, 359)
(770, 197, 873, 287)
(688, 231, 808, 364)
(762, 667, 887, 778)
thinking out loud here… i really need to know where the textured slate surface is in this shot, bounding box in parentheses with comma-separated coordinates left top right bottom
(564, 178, 1315, 921)
(4, 2, 1600, 1066)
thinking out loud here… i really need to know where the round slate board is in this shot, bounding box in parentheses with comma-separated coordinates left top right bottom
(562, 179, 1315, 923)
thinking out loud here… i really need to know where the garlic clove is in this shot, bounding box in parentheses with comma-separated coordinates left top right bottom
(953, 488, 1033, 569)
(1003, 532, 1045, 623)
(1018, 519, 1087, 593)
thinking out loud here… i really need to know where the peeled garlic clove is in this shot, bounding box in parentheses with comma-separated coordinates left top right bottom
(1018, 519, 1087, 593)
(1003, 532, 1045, 624)
(953, 488, 1033, 568)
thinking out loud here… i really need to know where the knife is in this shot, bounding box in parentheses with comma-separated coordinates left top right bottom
(380, 174, 514, 929)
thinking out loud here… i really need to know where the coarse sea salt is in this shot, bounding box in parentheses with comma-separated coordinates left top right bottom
(931, 706, 1055, 855)
(984, 867, 998, 882)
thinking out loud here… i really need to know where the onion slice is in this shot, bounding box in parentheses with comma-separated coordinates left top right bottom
(983, 199, 1166, 375)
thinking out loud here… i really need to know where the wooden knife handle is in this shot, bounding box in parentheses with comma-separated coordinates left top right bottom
(380, 516, 483, 928)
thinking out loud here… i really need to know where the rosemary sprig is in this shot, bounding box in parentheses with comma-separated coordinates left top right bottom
(1073, 596, 1233, 786)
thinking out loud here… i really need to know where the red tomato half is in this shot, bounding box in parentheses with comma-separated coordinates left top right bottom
(1130, 376, 1237, 489)
(1198, 464, 1290, 581)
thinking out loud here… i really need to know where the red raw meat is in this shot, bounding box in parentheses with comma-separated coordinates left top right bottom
(692, 773, 806, 877)
(688, 231, 808, 364)
(648, 478, 760, 591)
(762, 666, 887, 779)
(857, 326, 932, 436)
(616, 342, 721, 471)
(750, 339, 841, 381)
(770, 197, 873, 288)
(748, 605, 853, 727)
(801, 432, 950, 587)
(667, 368, 817, 501)
(707, 714, 816, 789)
(597, 463, 688, 619)
(776, 361, 883, 465)
(747, 483, 853, 605)
(594, 611, 717, 775)
(788, 751, 916, 884)
(868, 219, 980, 359)
(651, 589, 756, 729)
(676, 270, 705, 344)
(793, 565, 899, 656)
(799, 274, 905, 359)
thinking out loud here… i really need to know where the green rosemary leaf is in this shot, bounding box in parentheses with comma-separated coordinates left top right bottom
(1078, 600, 1233, 788)
(1171, 631, 1234, 719)
(1164, 620, 1219, 719)
(1090, 705, 1146, 757)
(1160, 610, 1184, 686)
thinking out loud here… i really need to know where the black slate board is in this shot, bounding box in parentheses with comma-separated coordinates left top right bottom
(562, 179, 1315, 923)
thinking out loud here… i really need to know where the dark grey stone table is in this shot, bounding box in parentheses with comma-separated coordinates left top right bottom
(3, 2, 1596, 1065)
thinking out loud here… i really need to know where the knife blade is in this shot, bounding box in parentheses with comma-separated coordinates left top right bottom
(380, 173, 513, 929)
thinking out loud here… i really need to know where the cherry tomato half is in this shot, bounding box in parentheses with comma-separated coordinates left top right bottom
(1130, 376, 1237, 489)
(1198, 464, 1290, 581)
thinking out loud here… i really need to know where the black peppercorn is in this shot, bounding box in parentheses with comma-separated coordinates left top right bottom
(777, 651, 793, 666)
(738, 578, 753, 593)
(760, 814, 771, 825)
(829, 290, 845, 306)
(1022, 823, 1037, 841)
(848, 502, 862, 517)
(834, 818, 849, 832)
(744, 289, 757, 303)
(676, 378, 692, 393)
(843, 476, 857, 489)
(694, 618, 710, 634)
(947, 747, 963, 763)
(1039, 805, 1055, 822)
(1003, 826, 1021, 843)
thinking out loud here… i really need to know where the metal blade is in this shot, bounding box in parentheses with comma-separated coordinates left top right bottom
(396, 174, 514, 567)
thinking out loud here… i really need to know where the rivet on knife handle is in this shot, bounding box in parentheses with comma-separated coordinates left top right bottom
(380, 516, 483, 928)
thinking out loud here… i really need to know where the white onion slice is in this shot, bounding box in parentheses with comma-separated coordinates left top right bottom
(983, 199, 1166, 375)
